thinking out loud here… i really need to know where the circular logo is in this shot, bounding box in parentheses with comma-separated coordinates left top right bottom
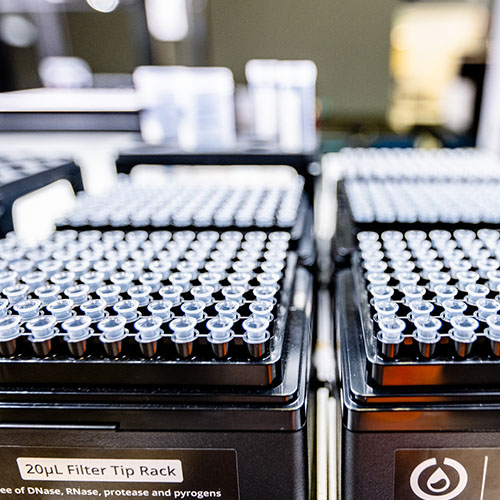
(410, 458, 468, 500)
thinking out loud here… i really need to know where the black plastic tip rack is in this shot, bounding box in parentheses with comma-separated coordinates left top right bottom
(115, 142, 318, 198)
(0, 155, 83, 235)
(334, 148, 500, 263)
(353, 228, 500, 387)
(57, 174, 307, 243)
(0, 229, 298, 387)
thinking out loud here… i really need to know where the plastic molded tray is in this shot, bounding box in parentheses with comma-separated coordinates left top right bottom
(352, 228, 500, 387)
(0, 229, 298, 387)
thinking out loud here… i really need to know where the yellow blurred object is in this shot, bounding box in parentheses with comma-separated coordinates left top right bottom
(388, 2, 489, 132)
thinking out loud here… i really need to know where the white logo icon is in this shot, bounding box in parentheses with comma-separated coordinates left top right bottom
(410, 458, 468, 500)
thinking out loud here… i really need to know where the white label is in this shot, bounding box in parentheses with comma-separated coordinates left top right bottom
(16, 458, 183, 483)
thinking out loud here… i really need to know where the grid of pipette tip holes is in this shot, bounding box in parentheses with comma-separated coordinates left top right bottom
(338, 148, 500, 181)
(358, 228, 500, 360)
(0, 229, 289, 360)
(0, 156, 70, 187)
(57, 176, 304, 229)
(345, 179, 500, 224)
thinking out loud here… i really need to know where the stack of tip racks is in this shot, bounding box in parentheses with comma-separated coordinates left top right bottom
(335, 148, 500, 262)
(0, 165, 313, 500)
(335, 148, 500, 500)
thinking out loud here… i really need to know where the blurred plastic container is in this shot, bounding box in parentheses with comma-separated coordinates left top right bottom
(276, 60, 317, 153)
(134, 66, 236, 151)
(133, 66, 183, 145)
(177, 67, 236, 151)
(39, 57, 93, 88)
(245, 59, 279, 142)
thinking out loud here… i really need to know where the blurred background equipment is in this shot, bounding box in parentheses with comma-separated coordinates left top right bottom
(388, 2, 489, 139)
(38, 56, 93, 88)
(134, 61, 317, 152)
(0, 0, 493, 147)
(0, 0, 151, 90)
